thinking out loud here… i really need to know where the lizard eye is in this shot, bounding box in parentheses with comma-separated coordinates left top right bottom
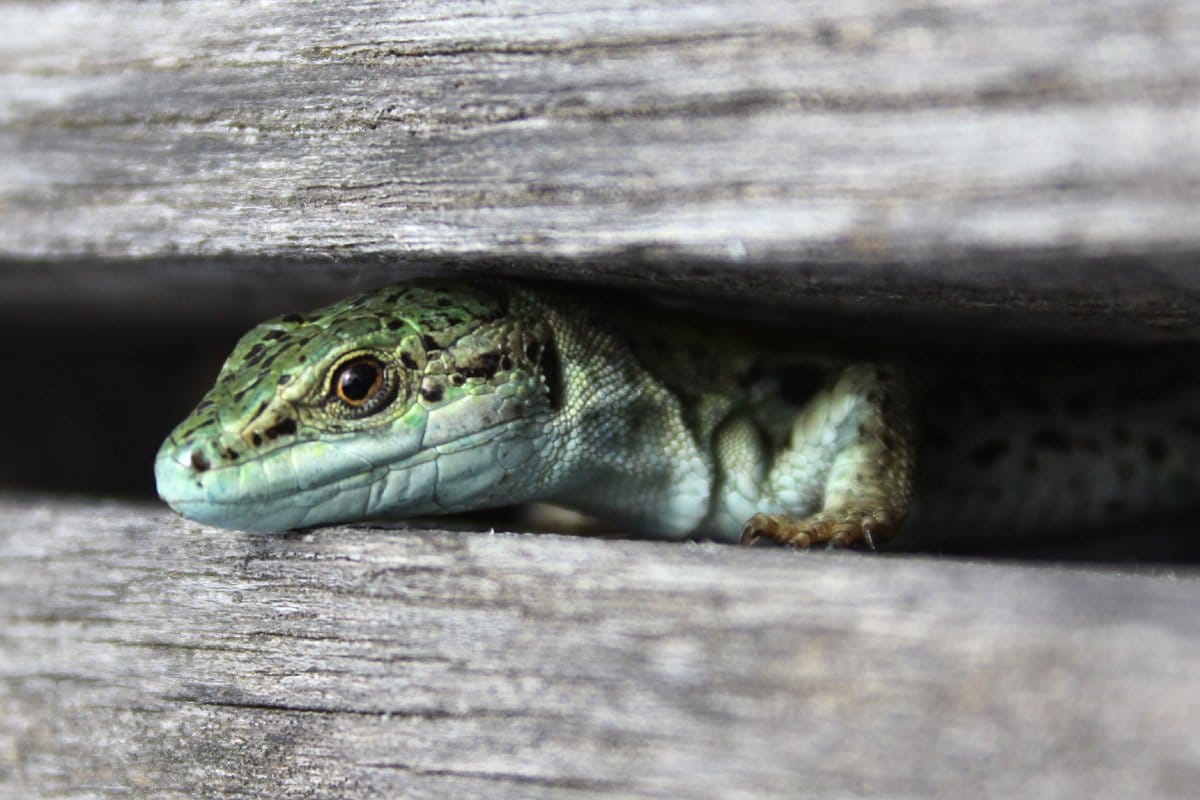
(330, 355, 395, 417)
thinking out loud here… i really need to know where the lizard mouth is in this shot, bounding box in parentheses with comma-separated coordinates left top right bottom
(154, 416, 540, 531)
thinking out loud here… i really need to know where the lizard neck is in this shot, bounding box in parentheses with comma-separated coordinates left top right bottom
(511, 287, 715, 538)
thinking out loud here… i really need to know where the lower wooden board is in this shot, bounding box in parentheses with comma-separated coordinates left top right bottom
(1, 496, 1198, 798)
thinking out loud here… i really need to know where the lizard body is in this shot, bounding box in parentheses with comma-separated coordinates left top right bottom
(155, 281, 1200, 547)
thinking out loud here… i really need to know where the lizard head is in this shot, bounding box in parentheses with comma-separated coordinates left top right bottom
(155, 282, 559, 530)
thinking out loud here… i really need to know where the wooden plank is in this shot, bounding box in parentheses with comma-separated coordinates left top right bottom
(4, 5, 1200, 795)
(2, 496, 1199, 798)
(2, 0, 1200, 335)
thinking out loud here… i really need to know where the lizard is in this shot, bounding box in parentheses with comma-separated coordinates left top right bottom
(155, 279, 1200, 549)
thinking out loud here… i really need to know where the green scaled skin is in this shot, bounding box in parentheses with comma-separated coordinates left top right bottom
(156, 281, 913, 546)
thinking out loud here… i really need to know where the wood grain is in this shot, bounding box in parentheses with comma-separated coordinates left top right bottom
(4, 4, 1200, 795)
(2, 0, 1200, 334)
(2, 497, 1198, 798)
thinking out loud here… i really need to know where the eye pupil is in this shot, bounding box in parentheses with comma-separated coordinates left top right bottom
(329, 355, 398, 417)
(337, 360, 381, 405)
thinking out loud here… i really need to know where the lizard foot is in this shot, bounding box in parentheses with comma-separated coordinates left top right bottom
(738, 510, 898, 550)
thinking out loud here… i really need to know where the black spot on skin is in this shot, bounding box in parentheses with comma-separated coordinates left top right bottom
(477, 352, 502, 376)
(278, 374, 291, 386)
(221, 447, 239, 461)
(181, 421, 209, 439)
(254, 401, 269, 420)
(263, 329, 287, 341)
(1031, 429, 1071, 451)
(967, 440, 1010, 467)
(499, 355, 513, 371)
(420, 382, 444, 403)
(242, 344, 267, 367)
(1145, 436, 1167, 464)
(280, 314, 305, 324)
(387, 320, 405, 331)
(449, 374, 466, 386)
(458, 352, 502, 380)
(190, 450, 210, 472)
(400, 353, 418, 370)
(580, 407, 605, 430)
(627, 406, 655, 438)
(540, 340, 563, 410)
(474, 305, 505, 324)
(264, 418, 297, 440)
(252, 432, 263, 447)
(298, 355, 308, 364)
(422, 335, 440, 352)
(195, 399, 213, 410)
(779, 364, 827, 407)
(258, 352, 278, 371)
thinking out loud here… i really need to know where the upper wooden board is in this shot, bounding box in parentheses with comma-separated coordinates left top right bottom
(2, 0, 1200, 334)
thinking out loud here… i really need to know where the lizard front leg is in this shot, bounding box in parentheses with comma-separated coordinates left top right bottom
(741, 364, 915, 550)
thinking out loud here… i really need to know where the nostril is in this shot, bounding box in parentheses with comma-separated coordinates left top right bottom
(190, 449, 211, 473)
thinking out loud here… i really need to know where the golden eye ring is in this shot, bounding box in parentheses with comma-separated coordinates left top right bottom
(328, 355, 396, 417)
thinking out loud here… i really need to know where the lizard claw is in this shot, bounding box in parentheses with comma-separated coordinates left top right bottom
(738, 510, 897, 550)
(738, 517, 765, 546)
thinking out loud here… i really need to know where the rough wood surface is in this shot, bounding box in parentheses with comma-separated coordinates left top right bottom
(2, 496, 1199, 798)
(3, 0, 1200, 334)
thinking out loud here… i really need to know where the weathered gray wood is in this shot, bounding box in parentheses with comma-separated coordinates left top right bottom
(3, 0, 1200, 335)
(5, 4, 1200, 796)
(2, 496, 1199, 798)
